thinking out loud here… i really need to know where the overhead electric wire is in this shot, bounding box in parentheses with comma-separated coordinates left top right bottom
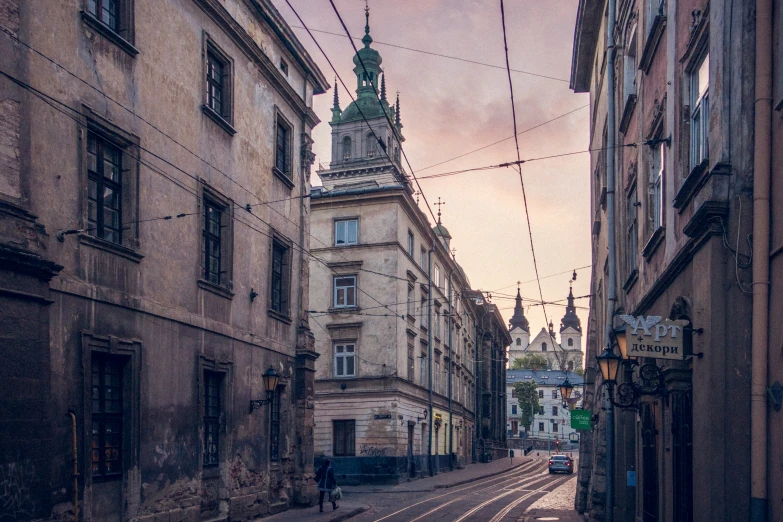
(498, 0, 566, 370)
(416, 104, 589, 173)
(0, 68, 408, 321)
(487, 265, 592, 293)
(287, 24, 569, 83)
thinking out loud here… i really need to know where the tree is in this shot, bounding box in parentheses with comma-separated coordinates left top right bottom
(574, 367, 584, 377)
(511, 354, 550, 370)
(512, 380, 540, 434)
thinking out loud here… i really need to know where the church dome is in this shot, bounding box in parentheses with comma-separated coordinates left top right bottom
(432, 223, 452, 239)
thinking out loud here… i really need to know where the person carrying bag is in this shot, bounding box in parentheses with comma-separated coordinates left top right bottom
(315, 459, 338, 512)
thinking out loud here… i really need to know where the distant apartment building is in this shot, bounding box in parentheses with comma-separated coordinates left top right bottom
(0, 0, 327, 519)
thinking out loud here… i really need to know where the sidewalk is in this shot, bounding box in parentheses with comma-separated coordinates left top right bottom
(255, 501, 369, 522)
(343, 456, 533, 494)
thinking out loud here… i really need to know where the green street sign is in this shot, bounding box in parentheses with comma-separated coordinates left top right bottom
(571, 409, 592, 430)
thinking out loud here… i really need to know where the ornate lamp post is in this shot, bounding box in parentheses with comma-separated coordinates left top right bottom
(559, 376, 574, 409)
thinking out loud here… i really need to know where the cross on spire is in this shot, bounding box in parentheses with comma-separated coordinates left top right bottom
(435, 197, 446, 223)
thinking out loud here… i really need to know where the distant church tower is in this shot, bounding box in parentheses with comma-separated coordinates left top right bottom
(508, 287, 530, 364)
(558, 286, 583, 371)
(317, 6, 409, 192)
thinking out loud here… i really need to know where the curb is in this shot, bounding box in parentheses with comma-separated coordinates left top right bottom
(329, 505, 369, 522)
(433, 460, 530, 489)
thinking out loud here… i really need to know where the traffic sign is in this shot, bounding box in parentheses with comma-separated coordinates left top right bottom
(570, 409, 592, 430)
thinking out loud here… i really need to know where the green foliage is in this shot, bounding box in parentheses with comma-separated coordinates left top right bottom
(574, 367, 584, 377)
(511, 354, 550, 370)
(512, 380, 540, 433)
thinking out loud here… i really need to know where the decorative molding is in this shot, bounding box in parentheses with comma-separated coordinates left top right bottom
(80, 11, 139, 57)
(198, 278, 234, 299)
(202, 105, 237, 136)
(325, 260, 363, 270)
(639, 14, 667, 74)
(623, 268, 639, 294)
(619, 94, 637, 134)
(78, 233, 144, 263)
(683, 200, 729, 238)
(673, 160, 730, 212)
(642, 226, 666, 261)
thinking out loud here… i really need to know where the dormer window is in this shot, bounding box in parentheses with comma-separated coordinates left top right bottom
(542, 342, 547, 352)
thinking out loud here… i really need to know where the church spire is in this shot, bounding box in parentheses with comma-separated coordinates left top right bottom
(362, 1, 373, 48)
(395, 91, 402, 129)
(559, 284, 582, 333)
(508, 284, 530, 332)
(381, 73, 387, 103)
(330, 79, 341, 123)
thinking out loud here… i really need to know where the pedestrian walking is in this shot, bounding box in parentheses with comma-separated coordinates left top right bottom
(315, 459, 338, 512)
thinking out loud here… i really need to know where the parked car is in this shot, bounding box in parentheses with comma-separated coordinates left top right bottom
(548, 454, 573, 474)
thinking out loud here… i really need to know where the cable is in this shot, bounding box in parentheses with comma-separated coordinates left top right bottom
(416, 105, 589, 173)
(499, 0, 566, 372)
(288, 25, 570, 83)
(0, 68, 407, 321)
(487, 265, 592, 293)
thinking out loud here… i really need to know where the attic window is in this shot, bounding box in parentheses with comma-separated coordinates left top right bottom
(280, 59, 288, 76)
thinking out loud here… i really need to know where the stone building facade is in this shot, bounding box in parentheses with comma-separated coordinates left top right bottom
(0, 0, 327, 520)
(308, 9, 509, 484)
(571, 0, 756, 521)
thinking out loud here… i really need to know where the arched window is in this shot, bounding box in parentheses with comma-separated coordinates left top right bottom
(366, 133, 376, 158)
(541, 342, 547, 352)
(568, 338, 574, 347)
(516, 338, 521, 346)
(567, 361, 574, 371)
(342, 136, 352, 161)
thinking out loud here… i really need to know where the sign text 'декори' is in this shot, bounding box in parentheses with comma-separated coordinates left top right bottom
(620, 315, 690, 361)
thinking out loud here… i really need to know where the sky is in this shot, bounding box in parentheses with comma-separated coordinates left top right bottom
(272, 0, 592, 341)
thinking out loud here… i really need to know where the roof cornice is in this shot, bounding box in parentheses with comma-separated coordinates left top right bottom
(570, 0, 603, 92)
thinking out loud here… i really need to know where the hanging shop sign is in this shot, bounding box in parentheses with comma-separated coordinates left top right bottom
(619, 315, 690, 361)
(570, 409, 592, 430)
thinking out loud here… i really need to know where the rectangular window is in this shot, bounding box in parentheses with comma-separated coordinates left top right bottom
(203, 198, 224, 286)
(690, 52, 710, 170)
(275, 118, 292, 178)
(539, 406, 544, 415)
(335, 219, 358, 246)
(206, 49, 229, 119)
(407, 230, 414, 256)
(434, 361, 440, 391)
(434, 309, 441, 338)
(538, 390, 544, 399)
(420, 294, 428, 329)
(420, 353, 427, 385)
(270, 241, 290, 315)
(87, 132, 123, 245)
(538, 422, 545, 432)
(433, 266, 441, 288)
(407, 283, 415, 317)
(91, 354, 123, 479)
(270, 386, 281, 460)
(87, 0, 121, 32)
(333, 275, 357, 308)
(203, 371, 221, 467)
(421, 247, 427, 269)
(627, 185, 639, 271)
(407, 336, 415, 381)
(333, 420, 356, 456)
(334, 343, 356, 377)
(552, 405, 559, 416)
(623, 29, 638, 102)
(650, 141, 664, 231)
(511, 405, 518, 415)
(511, 388, 517, 398)
(552, 390, 558, 399)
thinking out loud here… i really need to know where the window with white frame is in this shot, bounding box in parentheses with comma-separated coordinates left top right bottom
(407, 230, 414, 256)
(649, 140, 664, 232)
(434, 266, 440, 288)
(334, 343, 356, 377)
(623, 28, 637, 105)
(335, 219, 358, 246)
(689, 52, 709, 170)
(333, 275, 357, 308)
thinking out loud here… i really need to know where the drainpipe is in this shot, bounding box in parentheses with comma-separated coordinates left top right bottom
(68, 410, 79, 522)
(604, 0, 618, 519)
(428, 249, 434, 476)
(751, 0, 772, 519)
(448, 273, 454, 471)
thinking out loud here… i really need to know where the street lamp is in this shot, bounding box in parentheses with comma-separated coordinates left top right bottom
(596, 347, 621, 383)
(559, 377, 574, 409)
(249, 366, 279, 412)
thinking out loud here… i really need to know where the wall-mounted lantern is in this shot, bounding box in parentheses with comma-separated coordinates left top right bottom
(249, 366, 279, 413)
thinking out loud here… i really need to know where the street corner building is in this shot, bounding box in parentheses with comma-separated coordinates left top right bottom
(0, 0, 329, 520)
(570, 0, 780, 521)
(306, 7, 510, 485)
